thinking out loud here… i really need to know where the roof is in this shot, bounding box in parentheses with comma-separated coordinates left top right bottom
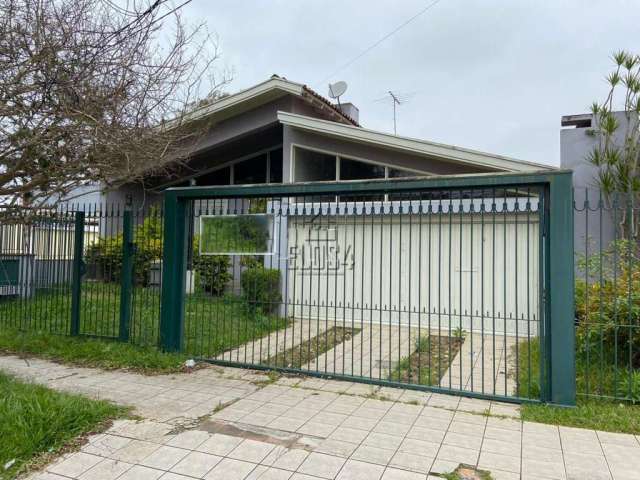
(176, 75, 550, 174)
(278, 111, 553, 173)
(182, 75, 359, 126)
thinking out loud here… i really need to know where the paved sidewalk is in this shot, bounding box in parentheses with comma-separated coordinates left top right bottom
(1, 355, 638, 480)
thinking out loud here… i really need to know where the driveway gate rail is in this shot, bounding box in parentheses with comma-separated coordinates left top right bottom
(162, 172, 573, 405)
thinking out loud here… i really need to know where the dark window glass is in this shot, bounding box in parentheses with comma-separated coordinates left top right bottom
(388, 167, 421, 178)
(269, 149, 283, 183)
(195, 167, 231, 186)
(234, 154, 267, 184)
(294, 148, 336, 182)
(339, 157, 385, 202)
(339, 157, 385, 180)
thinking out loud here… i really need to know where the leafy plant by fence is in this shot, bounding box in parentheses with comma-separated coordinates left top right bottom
(524, 189, 640, 404)
(574, 238, 640, 401)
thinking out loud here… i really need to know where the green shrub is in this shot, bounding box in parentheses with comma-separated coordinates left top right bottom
(193, 254, 232, 296)
(575, 239, 640, 370)
(241, 267, 281, 314)
(85, 210, 162, 285)
(86, 211, 231, 295)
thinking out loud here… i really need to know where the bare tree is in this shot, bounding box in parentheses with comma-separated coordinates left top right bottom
(0, 0, 230, 209)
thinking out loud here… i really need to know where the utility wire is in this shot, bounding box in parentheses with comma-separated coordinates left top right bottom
(316, 0, 444, 86)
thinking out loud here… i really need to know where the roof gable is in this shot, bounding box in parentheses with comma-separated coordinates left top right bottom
(183, 76, 359, 127)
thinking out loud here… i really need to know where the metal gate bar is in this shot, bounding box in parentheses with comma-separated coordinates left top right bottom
(160, 171, 574, 405)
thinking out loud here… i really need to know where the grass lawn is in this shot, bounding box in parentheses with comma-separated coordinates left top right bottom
(0, 329, 189, 373)
(390, 334, 464, 386)
(0, 372, 127, 479)
(516, 338, 640, 434)
(0, 282, 288, 359)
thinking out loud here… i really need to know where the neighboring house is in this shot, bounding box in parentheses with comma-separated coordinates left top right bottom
(560, 111, 632, 252)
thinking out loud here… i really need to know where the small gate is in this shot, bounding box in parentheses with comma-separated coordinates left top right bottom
(0, 206, 136, 341)
(160, 172, 575, 405)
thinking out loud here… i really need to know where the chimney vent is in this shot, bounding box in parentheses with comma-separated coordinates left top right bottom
(335, 102, 359, 123)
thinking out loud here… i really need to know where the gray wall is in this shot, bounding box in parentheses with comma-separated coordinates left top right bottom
(560, 111, 630, 252)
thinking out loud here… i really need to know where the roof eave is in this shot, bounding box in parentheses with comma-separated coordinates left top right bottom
(278, 111, 553, 173)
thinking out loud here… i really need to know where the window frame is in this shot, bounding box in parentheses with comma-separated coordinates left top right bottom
(154, 144, 284, 190)
(291, 144, 431, 202)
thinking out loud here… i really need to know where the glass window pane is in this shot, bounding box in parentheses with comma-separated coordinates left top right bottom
(339, 157, 385, 202)
(269, 149, 283, 183)
(340, 157, 385, 180)
(388, 167, 421, 178)
(235, 154, 267, 184)
(195, 167, 231, 186)
(294, 148, 336, 182)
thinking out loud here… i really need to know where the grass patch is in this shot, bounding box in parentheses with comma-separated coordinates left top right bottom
(516, 338, 640, 434)
(265, 327, 360, 369)
(0, 329, 189, 374)
(0, 283, 288, 358)
(390, 333, 464, 385)
(0, 372, 127, 479)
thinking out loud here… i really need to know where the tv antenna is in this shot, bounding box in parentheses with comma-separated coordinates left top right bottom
(328, 81, 348, 108)
(388, 91, 402, 135)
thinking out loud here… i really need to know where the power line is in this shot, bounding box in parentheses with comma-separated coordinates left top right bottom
(316, 0, 444, 86)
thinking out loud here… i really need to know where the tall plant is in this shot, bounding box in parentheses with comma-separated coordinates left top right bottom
(589, 51, 640, 238)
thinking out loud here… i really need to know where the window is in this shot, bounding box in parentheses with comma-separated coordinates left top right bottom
(339, 157, 385, 202)
(235, 154, 267, 184)
(388, 167, 421, 178)
(269, 149, 283, 183)
(195, 167, 231, 186)
(340, 157, 385, 180)
(294, 148, 336, 182)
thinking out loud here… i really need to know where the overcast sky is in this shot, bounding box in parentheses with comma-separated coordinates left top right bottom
(184, 0, 638, 167)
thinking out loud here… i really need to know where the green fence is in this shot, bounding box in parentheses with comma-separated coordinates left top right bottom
(0, 204, 164, 344)
(158, 172, 574, 405)
(0, 174, 637, 405)
(574, 189, 640, 403)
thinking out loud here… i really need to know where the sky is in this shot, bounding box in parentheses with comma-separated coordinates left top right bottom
(183, 0, 639, 167)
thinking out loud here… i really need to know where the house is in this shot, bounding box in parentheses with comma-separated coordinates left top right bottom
(84, 76, 554, 334)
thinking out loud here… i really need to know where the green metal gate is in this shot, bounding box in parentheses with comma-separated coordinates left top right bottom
(0, 206, 137, 340)
(71, 208, 136, 340)
(165, 172, 573, 405)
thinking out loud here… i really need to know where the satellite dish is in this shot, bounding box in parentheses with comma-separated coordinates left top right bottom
(328, 81, 348, 99)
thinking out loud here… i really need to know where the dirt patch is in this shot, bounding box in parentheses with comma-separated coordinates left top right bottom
(198, 419, 319, 450)
(390, 334, 464, 386)
(265, 327, 360, 369)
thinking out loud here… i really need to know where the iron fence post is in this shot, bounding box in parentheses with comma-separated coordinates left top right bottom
(118, 210, 134, 342)
(547, 172, 576, 406)
(70, 211, 85, 336)
(159, 192, 188, 351)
